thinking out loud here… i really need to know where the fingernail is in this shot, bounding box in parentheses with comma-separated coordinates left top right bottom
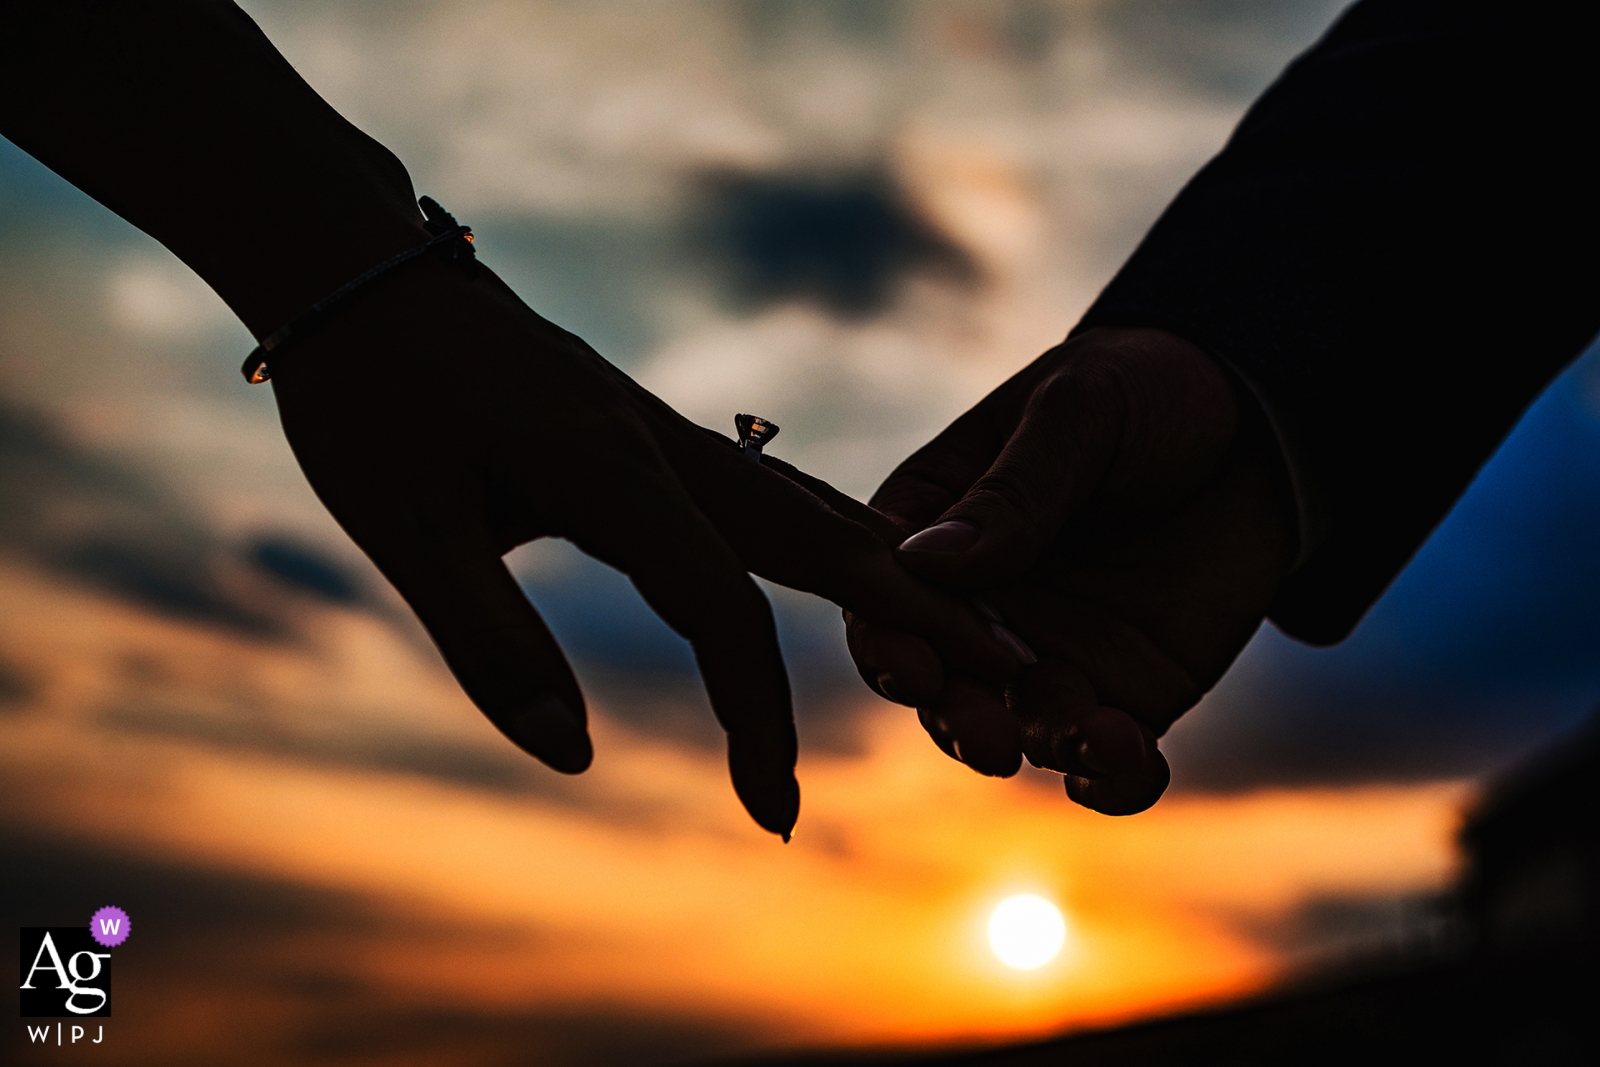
(507, 695, 592, 774)
(971, 597, 1004, 624)
(737, 777, 800, 839)
(1060, 711, 1151, 779)
(728, 737, 801, 839)
(917, 706, 960, 761)
(876, 671, 906, 704)
(751, 777, 800, 839)
(899, 520, 979, 554)
(990, 623, 1037, 665)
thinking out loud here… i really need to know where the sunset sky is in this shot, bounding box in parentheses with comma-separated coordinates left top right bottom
(4, 2, 1599, 1064)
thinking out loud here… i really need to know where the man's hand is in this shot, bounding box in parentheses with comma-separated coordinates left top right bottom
(845, 327, 1297, 814)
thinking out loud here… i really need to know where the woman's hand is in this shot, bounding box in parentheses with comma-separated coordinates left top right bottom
(844, 327, 1297, 814)
(271, 254, 1028, 837)
(0, 1, 1029, 838)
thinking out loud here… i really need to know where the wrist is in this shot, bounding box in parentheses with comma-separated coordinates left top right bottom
(183, 166, 431, 341)
(1, 0, 434, 342)
(240, 197, 477, 385)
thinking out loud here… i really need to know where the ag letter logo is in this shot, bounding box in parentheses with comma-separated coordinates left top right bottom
(19, 928, 112, 1017)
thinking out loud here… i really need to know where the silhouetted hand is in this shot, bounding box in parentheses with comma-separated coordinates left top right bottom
(0, 1, 1032, 839)
(844, 327, 1297, 814)
(270, 253, 1027, 836)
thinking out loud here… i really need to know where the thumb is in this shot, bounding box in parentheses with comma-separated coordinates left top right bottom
(895, 364, 1124, 588)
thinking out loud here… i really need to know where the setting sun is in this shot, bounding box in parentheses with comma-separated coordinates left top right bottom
(988, 895, 1068, 971)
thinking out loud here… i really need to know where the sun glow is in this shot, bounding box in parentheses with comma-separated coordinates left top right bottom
(0, 559, 1473, 1052)
(988, 894, 1068, 970)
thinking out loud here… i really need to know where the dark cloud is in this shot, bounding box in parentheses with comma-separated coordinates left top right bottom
(96, 702, 552, 798)
(0, 401, 365, 636)
(0, 649, 34, 708)
(58, 535, 281, 635)
(250, 536, 363, 604)
(1226, 889, 1455, 966)
(694, 169, 976, 318)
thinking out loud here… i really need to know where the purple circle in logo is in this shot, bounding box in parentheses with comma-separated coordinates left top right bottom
(90, 905, 131, 948)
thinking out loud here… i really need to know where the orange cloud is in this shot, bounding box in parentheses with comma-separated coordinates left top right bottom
(0, 558, 1469, 1056)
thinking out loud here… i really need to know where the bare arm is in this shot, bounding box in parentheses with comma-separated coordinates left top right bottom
(1, 1, 1028, 836)
(0, 1, 431, 334)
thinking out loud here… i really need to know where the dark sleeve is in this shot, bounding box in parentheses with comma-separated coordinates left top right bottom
(1073, 0, 1599, 645)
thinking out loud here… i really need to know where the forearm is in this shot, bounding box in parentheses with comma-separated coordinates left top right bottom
(0, 0, 425, 338)
(1074, 0, 1599, 643)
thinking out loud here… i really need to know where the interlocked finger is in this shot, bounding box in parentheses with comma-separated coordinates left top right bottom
(1009, 658, 1170, 815)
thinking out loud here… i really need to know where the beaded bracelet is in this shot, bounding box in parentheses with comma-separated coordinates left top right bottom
(241, 196, 476, 384)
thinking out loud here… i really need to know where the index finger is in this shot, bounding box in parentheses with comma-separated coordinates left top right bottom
(663, 425, 1030, 684)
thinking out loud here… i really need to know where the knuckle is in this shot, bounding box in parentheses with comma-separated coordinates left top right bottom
(960, 470, 1053, 548)
(1034, 358, 1127, 423)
